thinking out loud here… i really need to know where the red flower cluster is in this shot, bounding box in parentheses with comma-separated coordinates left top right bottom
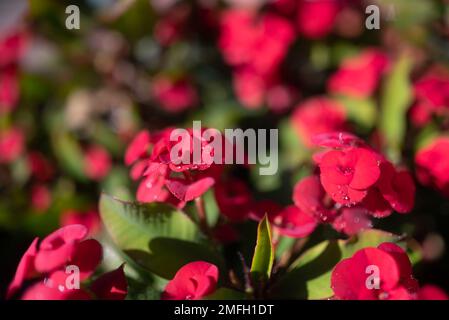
(331, 242, 447, 300)
(162, 261, 219, 300)
(296, 0, 341, 39)
(219, 9, 295, 110)
(410, 70, 449, 126)
(125, 129, 223, 206)
(0, 31, 25, 114)
(0, 127, 24, 164)
(214, 178, 317, 238)
(7, 224, 127, 300)
(415, 136, 449, 197)
(328, 49, 389, 98)
(151, 76, 198, 113)
(291, 132, 415, 235)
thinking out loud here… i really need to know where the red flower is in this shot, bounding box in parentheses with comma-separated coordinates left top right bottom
(297, 0, 340, 39)
(22, 271, 92, 300)
(291, 97, 347, 147)
(410, 71, 449, 126)
(7, 225, 127, 300)
(0, 127, 24, 164)
(328, 49, 389, 98)
(127, 127, 222, 205)
(376, 162, 415, 213)
(34, 224, 102, 275)
(162, 261, 219, 300)
(331, 243, 418, 300)
(83, 145, 112, 181)
(417, 285, 449, 300)
(233, 67, 265, 109)
(0, 31, 26, 67)
(214, 178, 252, 222)
(319, 147, 381, 205)
(271, 205, 317, 238)
(293, 175, 336, 222)
(415, 137, 449, 197)
(151, 77, 198, 113)
(60, 209, 101, 236)
(0, 65, 19, 114)
(219, 9, 294, 109)
(31, 184, 51, 213)
(27, 151, 54, 182)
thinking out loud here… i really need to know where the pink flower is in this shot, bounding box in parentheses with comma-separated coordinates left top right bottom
(83, 145, 112, 181)
(291, 97, 347, 147)
(151, 77, 198, 113)
(0, 127, 24, 164)
(328, 49, 389, 98)
(297, 0, 340, 39)
(162, 261, 219, 300)
(331, 243, 418, 300)
(415, 137, 449, 197)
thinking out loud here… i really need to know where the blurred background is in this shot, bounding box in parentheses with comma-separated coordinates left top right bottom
(2, 0, 449, 298)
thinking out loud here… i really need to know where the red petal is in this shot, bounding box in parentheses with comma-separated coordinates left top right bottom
(7, 238, 39, 299)
(90, 265, 128, 300)
(125, 130, 151, 165)
(71, 239, 103, 279)
(349, 148, 381, 190)
(331, 247, 400, 300)
(272, 205, 317, 238)
(35, 225, 88, 273)
(165, 177, 215, 202)
(162, 261, 219, 300)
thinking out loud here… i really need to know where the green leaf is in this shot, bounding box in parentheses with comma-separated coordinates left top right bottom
(250, 215, 274, 281)
(51, 131, 87, 181)
(273, 229, 416, 299)
(379, 56, 413, 162)
(99, 194, 222, 279)
(337, 96, 377, 130)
